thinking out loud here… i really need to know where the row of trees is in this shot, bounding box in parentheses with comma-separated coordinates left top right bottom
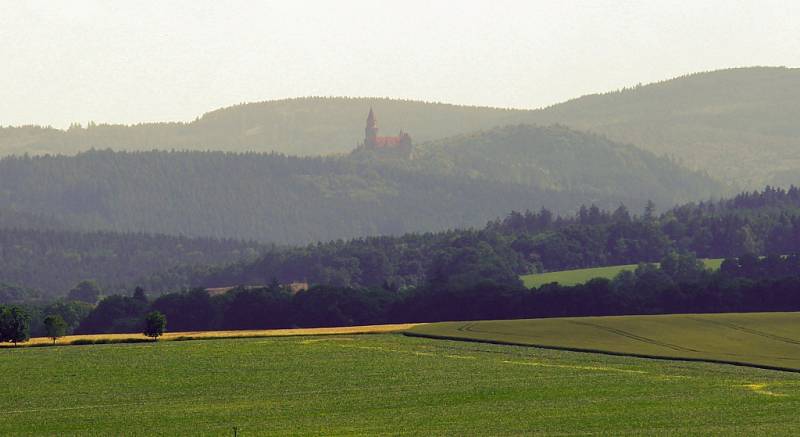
(0, 300, 90, 343)
(0, 285, 167, 345)
(0, 303, 166, 346)
(0, 306, 71, 345)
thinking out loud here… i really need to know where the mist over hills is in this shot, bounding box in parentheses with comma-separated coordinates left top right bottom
(1, 67, 797, 190)
(0, 123, 718, 243)
(0, 208, 66, 231)
(0, 67, 792, 308)
(0, 66, 787, 295)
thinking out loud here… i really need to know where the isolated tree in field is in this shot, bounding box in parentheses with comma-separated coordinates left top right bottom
(68, 280, 102, 304)
(0, 306, 31, 346)
(43, 314, 68, 345)
(143, 311, 167, 340)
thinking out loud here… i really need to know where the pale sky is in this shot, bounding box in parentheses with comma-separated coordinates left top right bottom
(2, 0, 799, 128)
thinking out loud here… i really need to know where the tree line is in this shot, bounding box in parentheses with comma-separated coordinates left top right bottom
(6, 244, 800, 342)
(0, 291, 168, 345)
(48, 251, 800, 336)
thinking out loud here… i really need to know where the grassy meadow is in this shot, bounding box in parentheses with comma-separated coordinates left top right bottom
(521, 258, 724, 288)
(2, 332, 800, 435)
(408, 312, 800, 371)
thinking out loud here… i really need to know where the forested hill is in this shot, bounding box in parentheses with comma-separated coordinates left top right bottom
(526, 67, 800, 188)
(0, 123, 720, 243)
(407, 124, 722, 203)
(0, 149, 636, 243)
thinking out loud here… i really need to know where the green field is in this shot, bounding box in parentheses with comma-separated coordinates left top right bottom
(521, 258, 724, 288)
(2, 328, 800, 435)
(408, 312, 800, 371)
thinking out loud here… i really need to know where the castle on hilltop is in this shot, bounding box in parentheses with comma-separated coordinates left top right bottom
(359, 108, 412, 156)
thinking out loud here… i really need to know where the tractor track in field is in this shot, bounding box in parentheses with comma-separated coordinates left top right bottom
(567, 321, 705, 354)
(458, 319, 797, 361)
(689, 317, 800, 347)
(457, 320, 704, 354)
(407, 316, 800, 374)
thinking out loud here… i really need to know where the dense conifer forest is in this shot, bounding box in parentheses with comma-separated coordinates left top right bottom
(0, 229, 265, 300)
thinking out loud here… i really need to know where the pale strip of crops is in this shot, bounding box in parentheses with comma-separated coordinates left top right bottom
(0, 323, 422, 347)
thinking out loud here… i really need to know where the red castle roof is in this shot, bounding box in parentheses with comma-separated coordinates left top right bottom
(375, 136, 402, 147)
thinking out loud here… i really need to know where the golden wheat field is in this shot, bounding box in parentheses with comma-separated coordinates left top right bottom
(0, 323, 420, 347)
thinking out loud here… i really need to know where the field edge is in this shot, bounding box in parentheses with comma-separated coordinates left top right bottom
(404, 324, 800, 374)
(0, 323, 422, 348)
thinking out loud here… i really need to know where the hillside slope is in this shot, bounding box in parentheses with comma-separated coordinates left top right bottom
(527, 66, 800, 187)
(408, 312, 800, 371)
(407, 124, 723, 203)
(0, 150, 622, 243)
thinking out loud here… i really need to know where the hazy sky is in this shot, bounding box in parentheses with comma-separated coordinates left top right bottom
(2, 0, 799, 128)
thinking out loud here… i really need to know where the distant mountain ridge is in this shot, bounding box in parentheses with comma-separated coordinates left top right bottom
(0, 98, 529, 156)
(526, 66, 800, 188)
(2, 67, 797, 187)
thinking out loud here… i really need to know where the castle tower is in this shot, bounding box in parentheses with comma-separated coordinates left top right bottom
(365, 107, 378, 149)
